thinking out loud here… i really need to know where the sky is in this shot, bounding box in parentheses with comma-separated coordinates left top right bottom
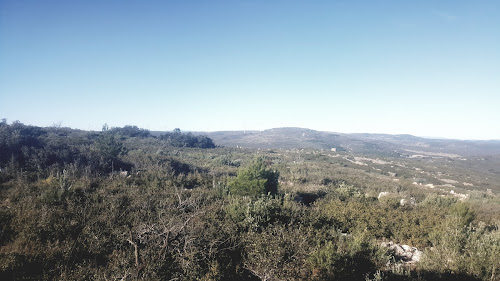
(1, 0, 499, 140)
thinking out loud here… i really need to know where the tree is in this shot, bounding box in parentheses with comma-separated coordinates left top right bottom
(109, 125, 151, 138)
(93, 133, 127, 172)
(159, 129, 216, 148)
(229, 157, 279, 196)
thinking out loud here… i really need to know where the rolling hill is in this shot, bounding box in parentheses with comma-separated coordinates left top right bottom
(204, 127, 500, 157)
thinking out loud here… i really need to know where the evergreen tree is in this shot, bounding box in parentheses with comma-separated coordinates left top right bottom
(229, 157, 279, 196)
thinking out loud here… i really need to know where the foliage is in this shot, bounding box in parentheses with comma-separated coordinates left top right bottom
(229, 157, 279, 196)
(160, 129, 216, 148)
(449, 202, 476, 226)
(421, 216, 500, 281)
(108, 125, 151, 138)
(92, 132, 128, 172)
(308, 231, 383, 281)
(0, 122, 499, 281)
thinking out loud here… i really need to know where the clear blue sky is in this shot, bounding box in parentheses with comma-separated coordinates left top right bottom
(1, 0, 499, 140)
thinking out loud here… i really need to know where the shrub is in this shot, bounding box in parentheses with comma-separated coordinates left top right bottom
(308, 230, 384, 281)
(229, 157, 279, 196)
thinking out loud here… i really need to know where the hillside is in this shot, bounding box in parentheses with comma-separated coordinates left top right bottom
(206, 127, 500, 157)
(206, 127, 341, 149)
(205, 127, 500, 193)
(205, 127, 398, 157)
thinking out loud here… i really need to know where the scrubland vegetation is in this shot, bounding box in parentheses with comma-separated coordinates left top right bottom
(0, 120, 499, 280)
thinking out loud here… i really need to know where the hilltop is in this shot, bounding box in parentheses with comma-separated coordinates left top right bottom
(205, 127, 500, 157)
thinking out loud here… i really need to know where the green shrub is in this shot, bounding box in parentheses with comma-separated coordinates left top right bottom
(422, 216, 500, 280)
(308, 231, 384, 281)
(229, 157, 279, 196)
(449, 202, 476, 226)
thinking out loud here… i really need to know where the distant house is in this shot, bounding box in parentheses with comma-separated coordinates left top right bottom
(331, 148, 337, 152)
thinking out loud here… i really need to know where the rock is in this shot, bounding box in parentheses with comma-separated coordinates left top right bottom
(381, 241, 393, 248)
(393, 244, 406, 258)
(401, 245, 412, 252)
(410, 197, 416, 205)
(378, 192, 390, 199)
(412, 249, 422, 262)
(381, 241, 423, 265)
(400, 198, 416, 206)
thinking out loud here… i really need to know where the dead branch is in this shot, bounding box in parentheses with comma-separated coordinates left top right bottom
(127, 238, 139, 267)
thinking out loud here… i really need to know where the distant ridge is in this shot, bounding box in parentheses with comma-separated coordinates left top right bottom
(206, 127, 343, 150)
(203, 127, 500, 157)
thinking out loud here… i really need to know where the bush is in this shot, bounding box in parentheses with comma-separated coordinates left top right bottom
(422, 216, 500, 281)
(229, 157, 279, 196)
(159, 129, 215, 148)
(308, 231, 383, 281)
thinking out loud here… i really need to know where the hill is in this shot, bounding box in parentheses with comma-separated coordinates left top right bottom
(204, 127, 500, 193)
(205, 127, 500, 157)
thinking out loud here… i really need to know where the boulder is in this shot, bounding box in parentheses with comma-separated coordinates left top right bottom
(381, 241, 423, 264)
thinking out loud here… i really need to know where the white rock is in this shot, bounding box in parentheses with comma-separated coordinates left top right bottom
(400, 199, 408, 206)
(401, 245, 412, 252)
(378, 192, 390, 199)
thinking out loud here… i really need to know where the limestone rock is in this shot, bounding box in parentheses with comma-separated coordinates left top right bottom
(381, 241, 423, 264)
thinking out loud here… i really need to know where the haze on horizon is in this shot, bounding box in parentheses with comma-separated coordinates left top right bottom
(1, 0, 499, 140)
